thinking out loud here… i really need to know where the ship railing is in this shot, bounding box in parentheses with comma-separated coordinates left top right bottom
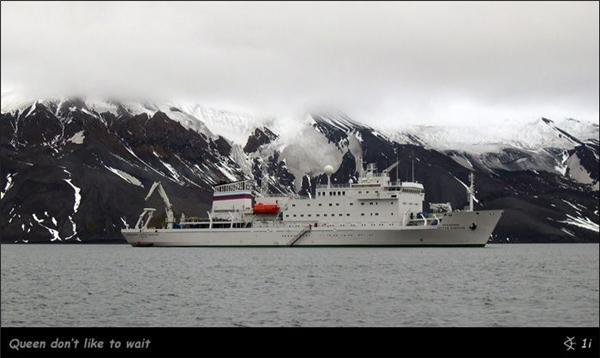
(259, 192, 298, 198)
(316, 183, 352, 189)
(213, 180, 254, 193)
(366, 173, 387, 178)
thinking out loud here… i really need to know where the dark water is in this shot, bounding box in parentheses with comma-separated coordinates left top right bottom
(1, 244, 598, 327)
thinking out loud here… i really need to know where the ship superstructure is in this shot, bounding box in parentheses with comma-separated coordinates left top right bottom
(122, 162, 502, 247)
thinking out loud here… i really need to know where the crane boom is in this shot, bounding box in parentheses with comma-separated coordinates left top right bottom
(145, 181, 175, 229)
(383, 160, 400, 174)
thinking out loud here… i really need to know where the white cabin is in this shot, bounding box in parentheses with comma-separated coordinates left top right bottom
(280, 167, 424, 224)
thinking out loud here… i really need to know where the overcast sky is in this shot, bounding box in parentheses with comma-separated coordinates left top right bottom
(1, 1, 598, 128)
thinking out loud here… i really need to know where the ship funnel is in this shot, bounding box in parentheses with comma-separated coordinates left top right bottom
(324, 165, 334, 189)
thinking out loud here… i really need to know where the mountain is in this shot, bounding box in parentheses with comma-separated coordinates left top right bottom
(1, 97, 598, 243)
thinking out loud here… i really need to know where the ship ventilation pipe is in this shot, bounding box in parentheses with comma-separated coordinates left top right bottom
(324, 165, 334, 189)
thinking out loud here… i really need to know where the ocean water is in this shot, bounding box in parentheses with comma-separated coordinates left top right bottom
(1, 244, 598, 327)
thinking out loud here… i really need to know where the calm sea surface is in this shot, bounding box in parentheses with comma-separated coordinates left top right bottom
(1, 244, 598, 327)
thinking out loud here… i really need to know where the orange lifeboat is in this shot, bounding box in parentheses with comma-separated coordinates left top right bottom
(253, 203, 280, 215)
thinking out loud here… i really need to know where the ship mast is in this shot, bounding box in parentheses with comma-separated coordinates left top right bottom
(468, 172, 475, 211)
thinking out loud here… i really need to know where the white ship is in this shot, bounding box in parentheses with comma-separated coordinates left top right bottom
(122, 162, 502, 247)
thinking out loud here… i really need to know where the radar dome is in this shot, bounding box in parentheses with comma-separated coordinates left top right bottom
(324, 165, 334, 175)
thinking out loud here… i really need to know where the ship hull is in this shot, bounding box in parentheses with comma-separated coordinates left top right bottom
(122, 210, 502, 247)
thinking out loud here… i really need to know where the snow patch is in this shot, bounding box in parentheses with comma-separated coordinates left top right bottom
(67, 130, 85, 144)
(159, 159, 183, 184)
(32, 213, 61, 241)
(449, 153, 474, 170)
(559, 214, 599, 233)
(104, 165, 143, 187)
(1, 172, 15, 200)
(63, 175, 81, 240)
(565, 153, 596, 186)
(217, 164, 238, 182)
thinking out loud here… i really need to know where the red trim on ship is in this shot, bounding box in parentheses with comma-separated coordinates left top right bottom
(213, 194, 254, 201)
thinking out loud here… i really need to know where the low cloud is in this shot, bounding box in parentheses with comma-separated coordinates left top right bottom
(2, 2, 598, 127)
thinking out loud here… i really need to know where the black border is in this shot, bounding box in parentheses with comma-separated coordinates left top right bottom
(2, 327, 599, 358)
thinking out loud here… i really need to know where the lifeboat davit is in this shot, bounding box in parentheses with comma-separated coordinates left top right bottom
(253, 203, 280, 215)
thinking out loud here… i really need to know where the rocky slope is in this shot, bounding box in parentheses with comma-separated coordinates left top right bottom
(1, 98, 598, 243)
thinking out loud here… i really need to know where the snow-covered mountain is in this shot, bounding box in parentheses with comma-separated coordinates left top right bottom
(1, 96, 598, 243)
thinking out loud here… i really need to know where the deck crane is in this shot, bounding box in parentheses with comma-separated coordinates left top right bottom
(134, 181, 175, 229)
(383, 160, 401, 183)
(383, 160, 400, 175)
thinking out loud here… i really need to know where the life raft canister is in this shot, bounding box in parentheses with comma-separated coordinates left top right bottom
(253, 203, 280, 215)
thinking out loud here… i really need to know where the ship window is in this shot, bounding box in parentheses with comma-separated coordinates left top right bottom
(307, 203, 311, 206)
(358, 191, 362, 194)
(335, 203, 339, 206)
(333, 192, 336, 196)
(361, 202, 364, 206)
(346, 213, 350, 216)
(293, 214, 297, 217)
(370, 213, 373, 216)
(285, 214, 289, 217)
(316, 214, 320, 217)
(375, 213, 379, 216)
(308, 214, 311, 217)
(369, 202, 373, 205)
(350, 203, 354, 206)
(342, 191, 346, 196)
(318, 203, 322, 206)
(324, 214, 327, 217)
(366, 191, 369, 194)
(292, 204, 296, 207)
(375, 191, 378, 194)
(329, 192, 332, 196)
(361, 213, 365, 216)
(391, 195, 397, 198)
(337, 191, 341, 195)
(329, 203, 332, 206)
(338, 213, 342, 216)
(390, 201, 394, 205)
(300, 214, 304, 217)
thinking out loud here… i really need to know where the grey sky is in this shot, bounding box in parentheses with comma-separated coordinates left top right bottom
(1, 1, 598, 128)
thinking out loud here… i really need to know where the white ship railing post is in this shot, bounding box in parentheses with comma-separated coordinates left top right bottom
(207, 211, 213, 229)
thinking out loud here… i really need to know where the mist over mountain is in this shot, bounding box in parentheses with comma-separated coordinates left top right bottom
(1, 97, 598, 243)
